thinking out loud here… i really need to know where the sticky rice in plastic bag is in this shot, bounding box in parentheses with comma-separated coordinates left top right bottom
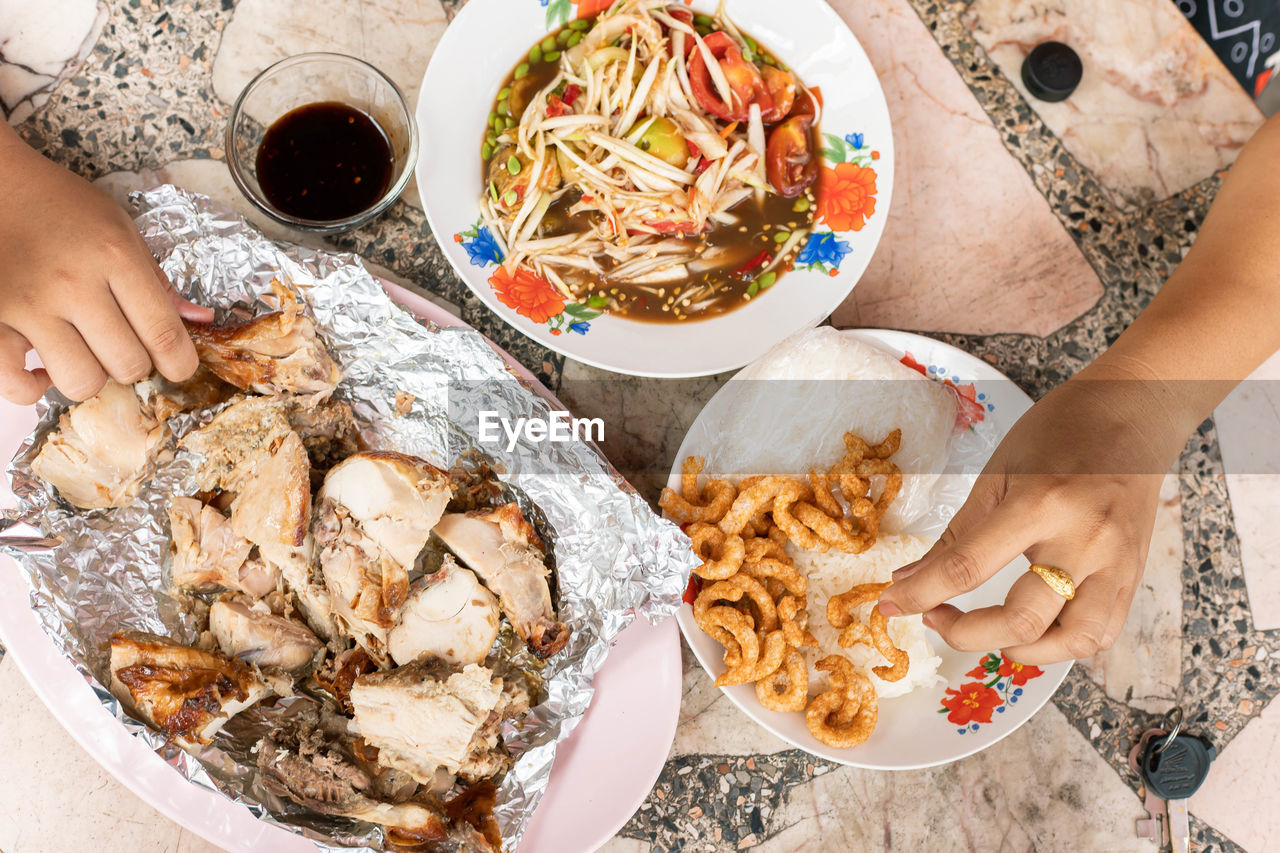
(684, 327, 956, 531)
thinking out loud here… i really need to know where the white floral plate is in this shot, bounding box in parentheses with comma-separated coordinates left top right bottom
(672, 329, 1073, 769)
(415, 0, 893, 377)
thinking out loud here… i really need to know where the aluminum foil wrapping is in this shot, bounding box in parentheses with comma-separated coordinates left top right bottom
(1, 185, 697, 851)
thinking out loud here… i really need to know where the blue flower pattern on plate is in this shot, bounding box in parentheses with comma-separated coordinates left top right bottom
(460, 225, 503, 267)
(795, 231, 852, 273)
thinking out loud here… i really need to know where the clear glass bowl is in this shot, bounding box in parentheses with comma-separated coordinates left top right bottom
(225, 53, 418, 234)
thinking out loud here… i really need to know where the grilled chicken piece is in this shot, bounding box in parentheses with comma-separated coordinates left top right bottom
(287, 399, 362, 472)
(209, 598, 323, 675)
(185, 283, 341, 405)
(179, 395, 312, 552)
(168, 497, 278, 597)
(179, 396, 294, 493)
(349, 659, 528, 785)
(136, 366, 235, 421)
(31, 380, 169, 509)
(389, 556, 501, 667)
(264, 536, 337, 641)
(230, 429, 311, 549)
(108, 630, 272, 745)
(319, 452, 452, 568)
(434, 504, 570, 659)
(314, 452, 452, 661)
(257, 702, 451, 838)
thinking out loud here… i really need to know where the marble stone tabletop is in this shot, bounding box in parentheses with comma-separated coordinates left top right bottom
(2, 0, 1280, 851)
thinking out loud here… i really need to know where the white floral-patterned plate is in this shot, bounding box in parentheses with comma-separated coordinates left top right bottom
(415, 0, 893, 377)
(672, 329, 1073, 769)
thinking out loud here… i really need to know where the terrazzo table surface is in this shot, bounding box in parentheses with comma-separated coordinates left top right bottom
(3, 0, 1280, 851)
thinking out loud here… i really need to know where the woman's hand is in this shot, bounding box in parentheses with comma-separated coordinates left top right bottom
(878, 372, 1191, 665)
(0, 124, 212, 405)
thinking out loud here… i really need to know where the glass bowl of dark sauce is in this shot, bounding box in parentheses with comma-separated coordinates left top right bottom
(226, 53, 418, 233)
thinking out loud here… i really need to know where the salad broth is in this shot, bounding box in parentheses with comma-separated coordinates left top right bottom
(480, 10, 820, 323)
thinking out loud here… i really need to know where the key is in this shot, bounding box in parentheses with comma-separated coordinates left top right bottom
(1137, 708, 1216, 853)
(1128, 726, 1170, 845)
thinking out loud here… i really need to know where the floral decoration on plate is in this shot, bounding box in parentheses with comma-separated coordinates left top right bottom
(542, 0, 610, 29)
(940, 651, 1045, 733)
(456, 219, 603, 335)
(901, 351, 990, 430)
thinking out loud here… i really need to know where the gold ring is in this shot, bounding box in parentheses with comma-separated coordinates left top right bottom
(1028, 564, 1076, 600)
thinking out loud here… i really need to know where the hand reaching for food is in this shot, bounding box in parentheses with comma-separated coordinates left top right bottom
(0, 121, 212, 405)
(881, 110, 1280, 665)
(876, 376, 1178, 665)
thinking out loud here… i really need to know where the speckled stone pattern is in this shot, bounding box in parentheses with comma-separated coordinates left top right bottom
(3, 0, 1278, 851)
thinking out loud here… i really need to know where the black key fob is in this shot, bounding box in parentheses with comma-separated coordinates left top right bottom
(1142, 733, 1215, 800)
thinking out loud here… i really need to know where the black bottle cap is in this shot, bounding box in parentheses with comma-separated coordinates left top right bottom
(1021, 42, 1082, 103)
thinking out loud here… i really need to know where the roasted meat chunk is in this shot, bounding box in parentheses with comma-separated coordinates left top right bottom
(108, 630, 272, 744)
(136, 366, 235, 421)
(167, 496, 277, 597)
(265, 535, 337, 641)
(185, 283, 341, 404)
(349, 659, 529, 785)
(257, 702, 451, 836)
(389, 555, 501, 667)
(230, 429, 311, 550)
(209, 598, 323, 675)
(434, 504, 570, 659)
(30, 380, 169, 509)
(287, 399, 362, 472)
(314, 452, 452, 661)
(319, 451, 452, 567)
(179, 396, 294, 493)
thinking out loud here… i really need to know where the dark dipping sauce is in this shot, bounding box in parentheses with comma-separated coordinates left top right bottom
(257, 101, 394, 221)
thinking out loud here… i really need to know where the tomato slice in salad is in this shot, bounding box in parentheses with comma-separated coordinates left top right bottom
(688, 32, 773, 123)
(765, 115, 818, 198)
(760, 66, 796, 123)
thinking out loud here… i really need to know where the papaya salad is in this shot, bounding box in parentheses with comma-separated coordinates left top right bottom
(479, 0, 822, 322)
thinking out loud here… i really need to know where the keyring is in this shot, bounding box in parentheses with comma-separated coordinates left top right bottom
(1154, 706, 1184, 754)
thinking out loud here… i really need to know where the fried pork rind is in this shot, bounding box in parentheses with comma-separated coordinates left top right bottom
(673, 427, 909, 748)
(738, 556, 806, 596)
(837, 606, 910, 683)
(827, 582, 891, 629)
(687, 522, 746, 580)
(658, 456, 736, 523)
(750, 630, 789, 680)
(717, 477, 808, 537)
(777, 595, 817, 648)
(696, 574, 778, 633)
(756, 649, 808, 712)
(701, 606, 759, 687)
(806, 655, 878, 748)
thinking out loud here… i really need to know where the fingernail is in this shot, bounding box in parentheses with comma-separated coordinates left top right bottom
(921, 611, 933, 629)
(878, 600, 902, 617)
(892, 560, 922, 582)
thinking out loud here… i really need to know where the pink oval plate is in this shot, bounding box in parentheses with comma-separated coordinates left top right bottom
(0, 281, 681, 853)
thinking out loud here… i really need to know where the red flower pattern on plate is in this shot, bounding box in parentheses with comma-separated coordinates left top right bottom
(489, 265, 566, 324)
(941, 682, 1002, 726)
(998, 657, 1044, 686)
(816, 162, 877, 232)
(944, 652, 1046, 733)
(900, 352, 988, 430)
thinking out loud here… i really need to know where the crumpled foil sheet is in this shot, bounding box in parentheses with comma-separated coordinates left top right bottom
(1, 185, 696, 852)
